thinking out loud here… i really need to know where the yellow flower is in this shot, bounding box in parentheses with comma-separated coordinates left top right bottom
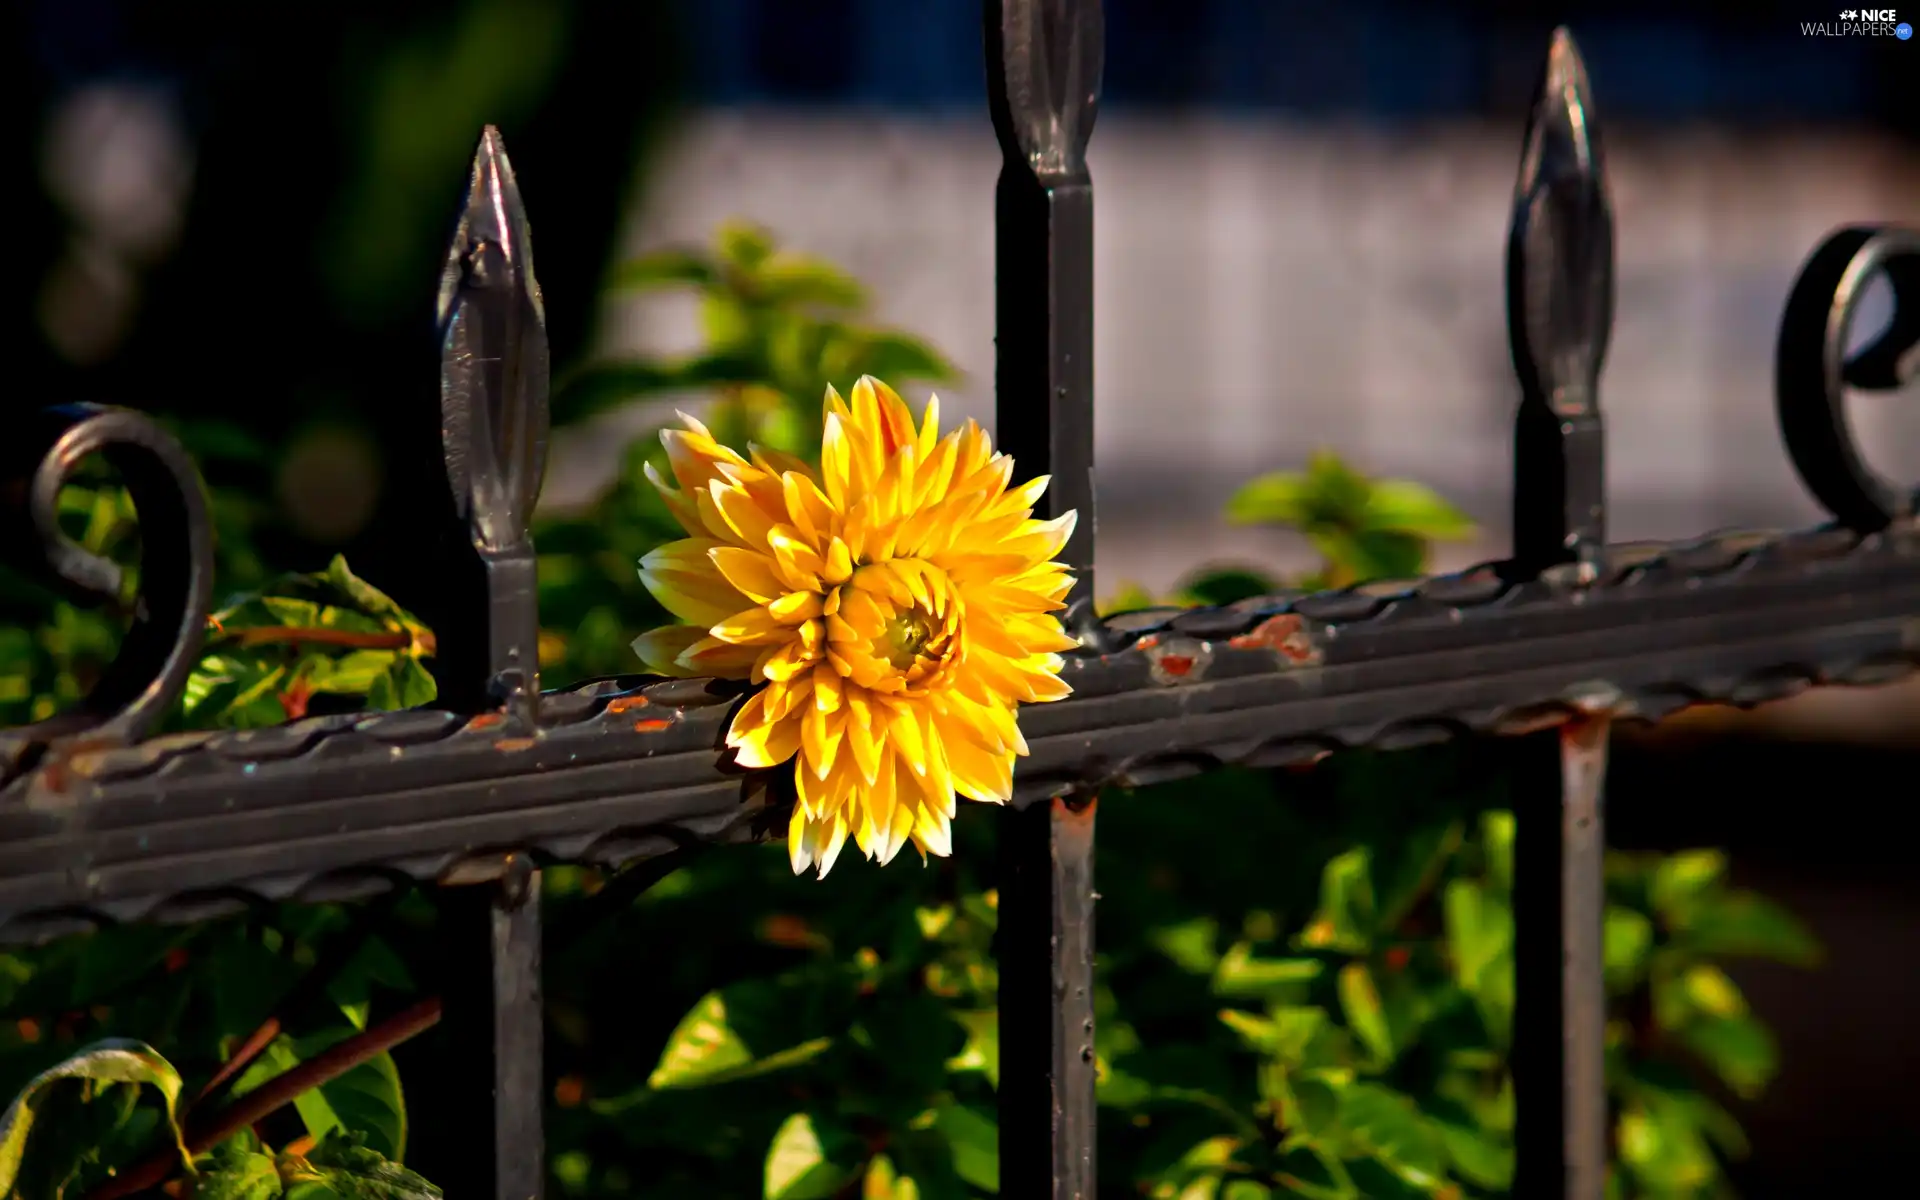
(633, 377, 1078, 877)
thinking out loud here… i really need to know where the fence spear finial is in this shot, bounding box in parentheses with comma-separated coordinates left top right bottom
(434, 126, 550, 720)
(1507, 26, 1614, 580)
(439, 124, 550, 558)
(986, 0, 1104, 179)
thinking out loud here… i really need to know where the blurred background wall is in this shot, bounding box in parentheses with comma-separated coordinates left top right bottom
(9, 0, 1920, 1194)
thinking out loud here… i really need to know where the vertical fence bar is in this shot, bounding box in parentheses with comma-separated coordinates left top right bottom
(422, 126, 551, 1200)
(984, 2, 1104, 1196)
(1505, 29, 1614, 1200)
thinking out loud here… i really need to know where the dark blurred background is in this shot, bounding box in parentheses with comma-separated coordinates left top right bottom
(8, 1, 1919, 1194)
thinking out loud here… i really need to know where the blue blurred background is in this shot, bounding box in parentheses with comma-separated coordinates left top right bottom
(10, 1, 1919, 1193)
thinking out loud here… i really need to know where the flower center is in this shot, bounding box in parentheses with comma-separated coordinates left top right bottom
(877, 608, 936, 671)
(822, 561, 965, 695)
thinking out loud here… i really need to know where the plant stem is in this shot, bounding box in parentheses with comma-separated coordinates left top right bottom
(85, 998, 443, 1200)
(220, 626, 419, 652)
(188, 889, 407, 1120)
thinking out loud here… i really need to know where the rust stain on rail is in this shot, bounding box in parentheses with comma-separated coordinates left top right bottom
(1228, 614, 1323, 665)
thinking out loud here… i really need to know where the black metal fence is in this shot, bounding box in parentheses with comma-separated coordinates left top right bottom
(4, 2, 1918, 1197)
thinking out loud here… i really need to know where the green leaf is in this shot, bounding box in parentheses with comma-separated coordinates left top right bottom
(1677, 891, 1821, 965)
(763, 1113, 858, 1200)
(1481, 811, 1516, 893)
(647, 991, 756, 1088)
(934, 1103, 999, 1194)
(1272, 1145, 1356, 1199)
(0, 1039, 187, 1193)
(1300, 850, 1373, 953)
(1221, 1006, 1332, 1068)
(1213, 943, 1324, 997)
(370, 657, 437, 711)
(717, 221, 776, 271)
(287, 1129, 441, 1198)
(1152, 918, 1222, 974)
(1337, 964, 1394, 1066)
(1603, 907, 1654, 991)
(1435, 1118, 1514, 1191)
(549, 351, 761, 424)
(320, 556, 412, 622)
(1336, 530, 1427, 582)
(1098, 581, 1162, 617)
(1176, 566, 1284, 607)
(864, 1154, 922, 1200)
(944, 1008, 1000, 1089)
(754, 256, 868, 310)
(1650, 850, 1726, 917)
(1361, 480, 1475, 540)
(1680, 1015, 1777, 1099)
(1337, 1083, 1447, 1191)
(844, 332, 959, 385)
(197, 1139, 286, 1200)
(1224, 472, 1310, 527)
(608, 248, 718, 291)
(1614, 1097, 1719, 1195)
(321, 1052, 408, 1161)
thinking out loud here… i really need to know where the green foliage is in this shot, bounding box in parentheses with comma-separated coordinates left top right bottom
(197, 1130, 442, 1199)
(554, 220, 959, 438)
(0, 226, 1817, 1200)
(1088, 454, 1816, 1199)
(533, 221, 959, 683)
(1222, 449, 1476, 590)
(187, 556, 437, 728)
(0, 1040, 186, 1196)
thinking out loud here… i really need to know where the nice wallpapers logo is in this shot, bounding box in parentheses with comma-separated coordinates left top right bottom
(1805, 8, 1913, 35)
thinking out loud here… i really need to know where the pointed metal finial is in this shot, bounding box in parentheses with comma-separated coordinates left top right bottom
(985, 0, 1104, 179)
(983, 0, 1108, 653)
(1507, 28, 1614, 579)
(439, 125, 550, 556)
(433, 127, 549, 722)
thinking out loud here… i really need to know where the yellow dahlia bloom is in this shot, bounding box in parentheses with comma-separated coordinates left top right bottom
(632, 377, 1078, 878)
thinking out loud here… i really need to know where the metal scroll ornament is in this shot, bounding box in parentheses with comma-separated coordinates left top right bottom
(1776, 224, 1920, 533)
(0, 405, 215, 754)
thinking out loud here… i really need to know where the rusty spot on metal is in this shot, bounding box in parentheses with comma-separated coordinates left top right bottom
(1495, 709, 1572, 737)
(1143, 635, 1213, 685)
(468, 712, 507, 730)
(1282, 750, 1332, 773)
(605, 695, 651, 714)
(1561, 712, 1612, 761)
(633, 718, 673, 733)
(1053, 791, 1098, 831)
(39, 758, 69, 794)
(492, 737, 538, 753)
(1228, 613, 1322, 665)
(1495, 686, 1623, 738)
(1134, 634, 1160, 650)
(441, 851, 517, 886)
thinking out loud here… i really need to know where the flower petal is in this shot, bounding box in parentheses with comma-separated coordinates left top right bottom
(711, 606, 792, 646)
(631, 624, 706, 677)
(709, 546, 788, 604)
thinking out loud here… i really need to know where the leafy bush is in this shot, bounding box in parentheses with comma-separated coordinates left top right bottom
(0, 225, 1815, 1199)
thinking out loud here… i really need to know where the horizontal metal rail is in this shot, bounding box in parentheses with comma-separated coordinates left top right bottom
(0, 522, 1913, 940)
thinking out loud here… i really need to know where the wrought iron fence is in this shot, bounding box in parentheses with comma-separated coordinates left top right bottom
(3, 2, 1917, 1197)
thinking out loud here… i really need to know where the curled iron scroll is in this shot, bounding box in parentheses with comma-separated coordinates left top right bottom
(1776, 224, 1920, 533)
(0, 404, 215, 746)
